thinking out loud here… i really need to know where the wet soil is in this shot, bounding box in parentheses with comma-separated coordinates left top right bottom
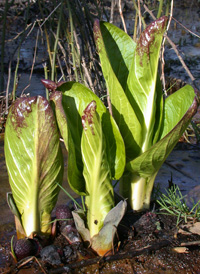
(1, 209, 200, 274)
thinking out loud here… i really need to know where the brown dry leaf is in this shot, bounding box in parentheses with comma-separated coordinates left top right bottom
(181, 222, 200, 236)
(178, 228, 192, 235)
(172, 247, 189, 253)
(188, 222, 200, 235)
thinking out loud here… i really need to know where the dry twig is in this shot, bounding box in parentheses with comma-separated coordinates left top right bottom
(161, 0, 174, 95)
(172, 17, 200, 39)
(48, 239, 171, 274)
(118, 0, 127, 33)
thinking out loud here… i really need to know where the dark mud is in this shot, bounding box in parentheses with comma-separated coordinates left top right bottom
(1, 209, 200, 274)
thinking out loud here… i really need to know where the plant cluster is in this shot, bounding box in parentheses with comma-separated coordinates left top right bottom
(157, 184, 200, 225)
(4, 16, 198, 257)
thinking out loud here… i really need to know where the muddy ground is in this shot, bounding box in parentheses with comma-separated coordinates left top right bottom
(1, 207, 200, 274)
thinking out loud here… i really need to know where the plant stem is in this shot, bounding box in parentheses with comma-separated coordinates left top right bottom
(85, 177, 114, 237)
(51, 0, 63, 81)
(133, 0, 146, 31)
(38, 0, 53, 67)
(119, 172, 157, 211)
(12, 50, 20, 101)
(67, 0, 78, 82)
(43, 63, 49, 100)
(157, 0, 164, 18)
(81, 196, 86, 213)
(133, 10, 138, 42)
(165, 0, 170, 16)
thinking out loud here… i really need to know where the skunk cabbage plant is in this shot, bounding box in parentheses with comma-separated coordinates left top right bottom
(94, 16, 199, 211)
(44, 81, 126, 255)
(4, 96, 63, 238)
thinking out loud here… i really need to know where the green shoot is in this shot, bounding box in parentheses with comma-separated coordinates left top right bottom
(157, 184, 200, 225)
(57, 183, 82, 210)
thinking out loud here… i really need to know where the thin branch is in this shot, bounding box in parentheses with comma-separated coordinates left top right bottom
(172, 17, 200, 39)
(118, 0, 127, 33)
(138, 0, 142, 35)
(166, 38, 195, 82)
(107, 93, 113, 116)
(5, 22, 33, 42)
(48, 240, 171, 274)
(180, 240, 200, 247)
(161, 0, 174, 94)
(5, 61, 11, 114)
(16, 256, 47, 274)
(110, 0, 115, 23)
(40, 2, 62, 28)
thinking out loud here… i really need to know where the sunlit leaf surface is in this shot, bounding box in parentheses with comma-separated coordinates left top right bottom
(4, 96, 63, 237)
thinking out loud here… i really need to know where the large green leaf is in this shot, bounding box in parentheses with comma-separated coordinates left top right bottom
(94, 17, 198, 211)
(4, 96, 63, 237)
(94, 20, 143, 161)
(81, 101, 114, 237)
(56, 82, 125, 195)
(126, 16, 168, 152)
(50, 91, 86, 195)
(99, 21, 136, 90)
(160, 85, 196, 139)
(127, 93, 198, 178)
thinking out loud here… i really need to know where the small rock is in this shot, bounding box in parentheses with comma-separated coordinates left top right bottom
(40, 245, 61, 265)
(61, 225, 82, 244)
(63, 245, 73, 257)
(62, 245, 78, 263)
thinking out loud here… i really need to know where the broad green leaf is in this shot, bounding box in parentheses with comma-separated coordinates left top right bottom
(126, 16, 168, 152)
(99, 21, 136, 90)
(94, 17, 198, 211)
(127, 95, 198, 178)
(94, 20, 142, 160)
(81, 101, 114, 237)
(56, 82, 125, 193)
(50, 91, 86, 195)
(160, 85, 196, 139)
(4, 96, 63, 237)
